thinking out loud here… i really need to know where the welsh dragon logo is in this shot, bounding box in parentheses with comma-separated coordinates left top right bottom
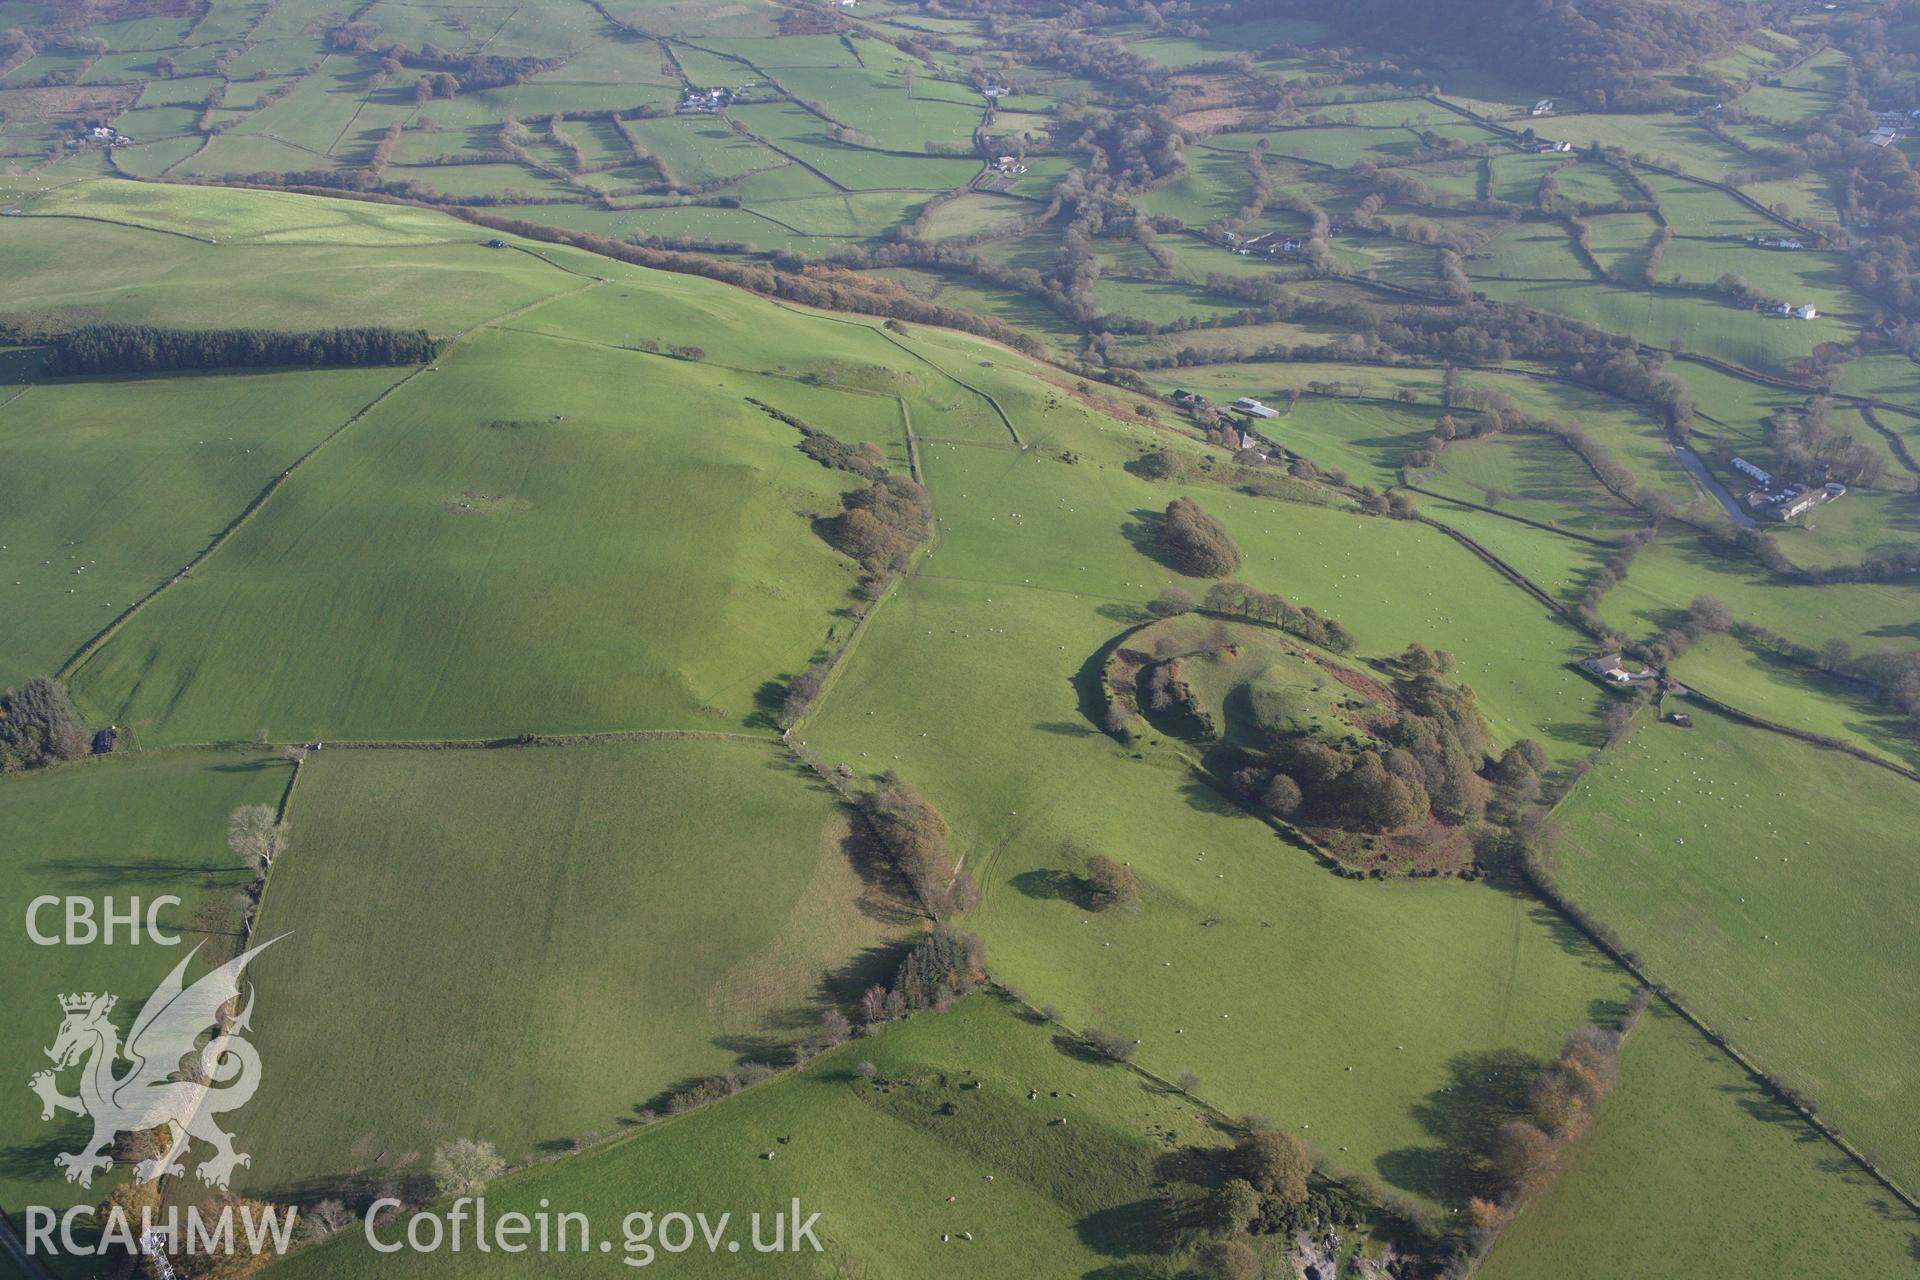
(29, 937, 283, 1190)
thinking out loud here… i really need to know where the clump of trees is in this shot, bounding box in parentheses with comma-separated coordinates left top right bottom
(1200, 582, 1357, 653)
(42, 323, 438, 376)
(0, 677, 89, 771)
(1765, 399, 1887, 489)
(1465, 1003, 1643, 1254)
(887, 924, 987, 1012)
(1161, 496, 1242, 578)
(859, 776, 976, 917)
(1634, 592, 1732, 667)
(778, 660, 832, 730)
(824, 474, 931, 579)
(1188, 1123, 1370, 1247)
(748, 399, 888, 480)
(1228, 644, 1494, 837)
(1575, 527, 1656, 639)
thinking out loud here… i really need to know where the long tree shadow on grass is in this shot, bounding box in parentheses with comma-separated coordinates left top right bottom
(1376, 1048, 1540, 1205)
(21, 858, 247, 889)
(1074, 1199, 1181, 1262)
(1120, 508, 1173, 573)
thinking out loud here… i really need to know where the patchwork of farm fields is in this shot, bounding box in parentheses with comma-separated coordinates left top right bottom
(3, 0, 1919, 1266)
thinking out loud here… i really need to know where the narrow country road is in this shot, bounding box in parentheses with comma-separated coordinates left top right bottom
(1672, 443, 1758, 528)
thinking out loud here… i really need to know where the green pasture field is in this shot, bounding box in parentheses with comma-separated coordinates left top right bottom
(1402, 157, 1481, 201)
(0, 366, 408, 689)
(105, 135, 202, 177)
(385, 162, 579, 201)
(1132, 145, 1257, 227)
(1836, 353, 1920, 408)
(173, 131, 338, 179)
(1737, 83, 1833, 126)
(1669, 633, 1920, 772)
(1485, 152, 1566, 204)
(70, 323, 863, 744)
(222, 58, 378, 156)
(1549, 703, 1920, 1183)
(746, 190, 936, 239)
(1546, 113, 1750, 179)
(1777, 43, 1851, 92)
(1772, 484, 1920, 572)
(1346, 236, 1442, 289)
(110, 104, 202, 141)
(1657, 238, 1857, 315)
(1741, 169, 1839, 227)
(873, 268, 1086, 351)
(237, 739, 909, 1190)
(1417, 499, 1616, 607)
(1600, 532, 1920, 656)
(1477, 278, 1844, 376)
(1466, 225, 1589, 280)
(619, 115, 785, 186)
(265, 994, 1238, 1278)
(1245, 125, 1419, 167)
(533, 203, 819, 250)
(1547, 162, 1641, 210)
(1479, 1003, 1918, 1280)
(1088, 236, 1168, 279)
(1579, 212, 1659, 281)
(1427, 431, 1649, 540)
(1253, 396, 1440, 488)
(771, 67, 982, 154)
(0, 751, 292, 1228)
(550, 38, 684, 90)
(918, 192, 1029, 240)
(1664, 357, 1800, 436)
(1091, 277, 1249, 327)
(730, 102, 979, 191)
(822, 330, 1610, 762)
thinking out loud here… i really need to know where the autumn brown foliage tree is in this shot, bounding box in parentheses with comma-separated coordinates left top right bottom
(1084, 853, 1140, 911)
(1235, 1127, 1312, 1206)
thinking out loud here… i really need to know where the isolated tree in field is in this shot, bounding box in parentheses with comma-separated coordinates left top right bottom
(432, 1139, 506, 1195)
(227, 804, 289, 875)
(1083, 1026, 1135, 1062)
(1084, 853, 1139, 911)
(1161, 496, 1241, 578)
(1235, 1127, 1311, 1205)
(1148, 585, 1194, 617)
